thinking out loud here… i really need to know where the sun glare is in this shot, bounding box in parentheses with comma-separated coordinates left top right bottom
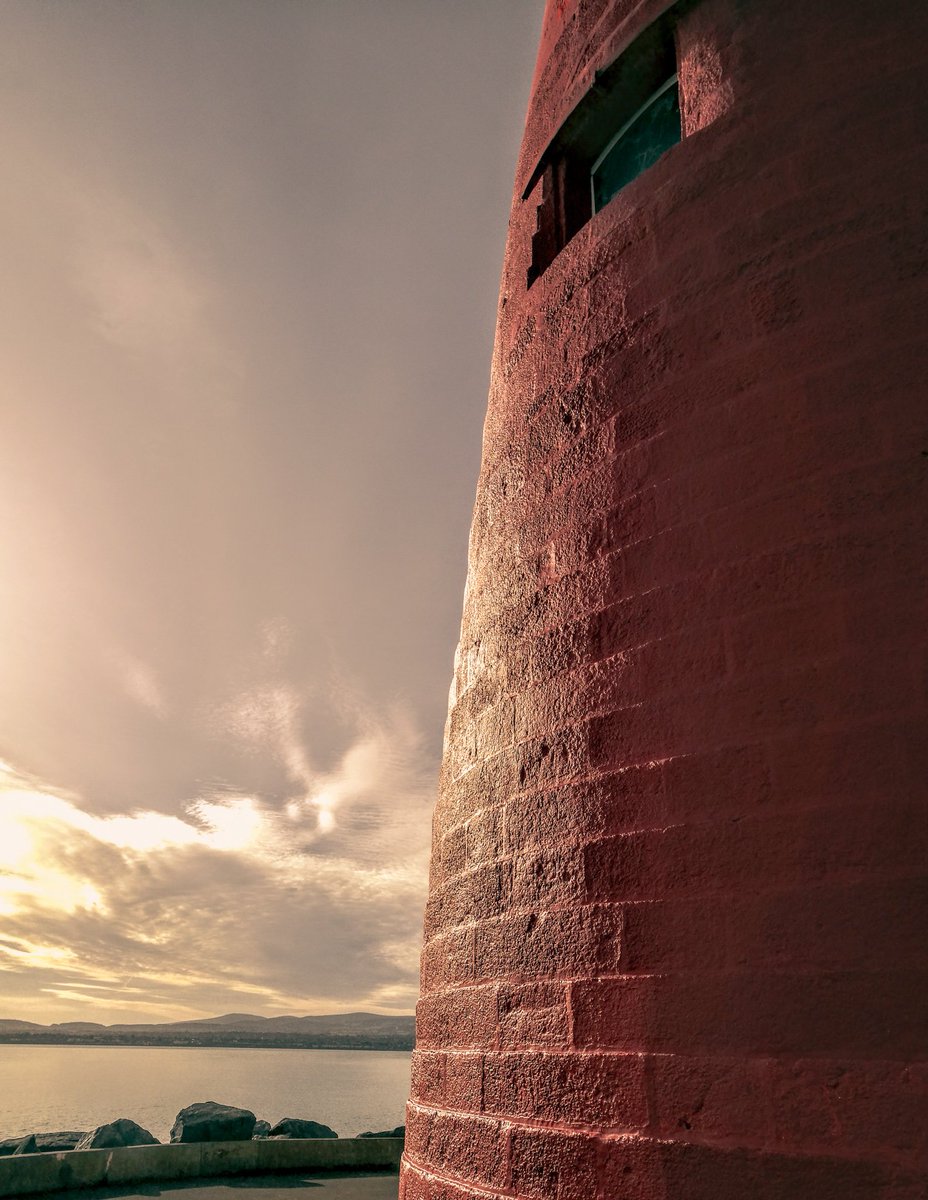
(0, 810, 33, 870)
(192, 796, 262, 852)
(99, 811, 200, 853)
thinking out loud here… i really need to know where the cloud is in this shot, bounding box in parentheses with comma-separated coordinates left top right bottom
(0, 686, 436, 1024)
(112, 652, 168, 718)
(208, 675, 431, 853)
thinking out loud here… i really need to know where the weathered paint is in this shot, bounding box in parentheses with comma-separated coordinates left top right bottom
(400, 0, 928, 1197)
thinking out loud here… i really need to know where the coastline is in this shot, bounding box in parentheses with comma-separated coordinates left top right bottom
(0, 1037, 413, 1052)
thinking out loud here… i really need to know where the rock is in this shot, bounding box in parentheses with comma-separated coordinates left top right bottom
(12, 1135, 36, 1156)
(170, 1101, 256, 1143)
(0, 1131, 86, 1156)
(267, 1118, 337, 1139)
(75, 1119, 159, 1149)
(357, 1126, 405, 1139)
(252, 1120, 272, 1139)
(35, 1132, 86, 1153)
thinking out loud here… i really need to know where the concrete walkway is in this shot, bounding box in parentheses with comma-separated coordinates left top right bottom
(47, 1171, 399, 1200)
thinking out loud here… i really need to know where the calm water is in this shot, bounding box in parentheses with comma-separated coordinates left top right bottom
(0, 1045, 411, 1143)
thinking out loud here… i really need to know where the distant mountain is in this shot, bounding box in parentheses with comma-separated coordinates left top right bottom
(109, 1012, 414, 1035)
(0, 1011, 415, 1050)
(180, 1013, 265, 1026)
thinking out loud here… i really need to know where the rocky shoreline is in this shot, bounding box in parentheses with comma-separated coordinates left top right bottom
(0, 1102, 404, 1157)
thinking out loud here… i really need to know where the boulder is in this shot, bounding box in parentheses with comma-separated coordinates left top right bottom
(35, 1132, 86, 1153)
(170, 1101, 256, 1143)
(12, 1135, 36, 1156)
(75, 1119, 159, 1149)
(357, 1126, 405, 1139)
(0, 1131, 86, 1156)
(253, 1120, 272, 1139)
(268, 1118, 337, 1139)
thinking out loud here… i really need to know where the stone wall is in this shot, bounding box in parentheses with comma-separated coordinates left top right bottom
(401, 0, 928, 1197)
(0, 1137, 403, 1197)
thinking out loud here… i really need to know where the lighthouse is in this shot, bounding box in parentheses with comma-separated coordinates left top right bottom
(401, 1, 928, 1197)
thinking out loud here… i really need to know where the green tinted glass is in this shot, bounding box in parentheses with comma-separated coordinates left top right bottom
(591, 77, 680, 212)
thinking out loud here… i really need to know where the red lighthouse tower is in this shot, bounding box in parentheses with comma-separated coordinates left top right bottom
(401, 2, 928, 1197)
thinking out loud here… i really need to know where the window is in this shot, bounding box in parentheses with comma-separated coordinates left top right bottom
(590, 74, 680, 214)
(524, 5, 686, 286)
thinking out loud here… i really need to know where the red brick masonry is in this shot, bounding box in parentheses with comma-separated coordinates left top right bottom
(400, 1, 928, 1196)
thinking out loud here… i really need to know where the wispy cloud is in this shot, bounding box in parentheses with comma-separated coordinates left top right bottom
(112, 651, 168, 718)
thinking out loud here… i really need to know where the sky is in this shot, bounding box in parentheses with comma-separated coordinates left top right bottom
(0, 0, 540, 1025)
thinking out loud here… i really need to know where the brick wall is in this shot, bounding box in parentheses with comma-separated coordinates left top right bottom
(401, 1, 928, 1196)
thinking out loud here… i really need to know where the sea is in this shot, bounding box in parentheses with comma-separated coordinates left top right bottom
(0, 1045, 412, 1144)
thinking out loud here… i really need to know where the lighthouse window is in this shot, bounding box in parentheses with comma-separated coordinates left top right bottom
(590, 74, 680, 213)
(524, 3, 686, 286)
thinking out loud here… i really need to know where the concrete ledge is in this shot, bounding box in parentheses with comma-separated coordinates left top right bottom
(0, 1138, 403, 1196)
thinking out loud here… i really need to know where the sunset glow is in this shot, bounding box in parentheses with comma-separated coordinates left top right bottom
(0, 0, 538, 1027)
(0, 698, 435, 1023)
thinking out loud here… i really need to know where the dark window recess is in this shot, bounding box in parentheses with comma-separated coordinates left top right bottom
(524, 5, 685, 286)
